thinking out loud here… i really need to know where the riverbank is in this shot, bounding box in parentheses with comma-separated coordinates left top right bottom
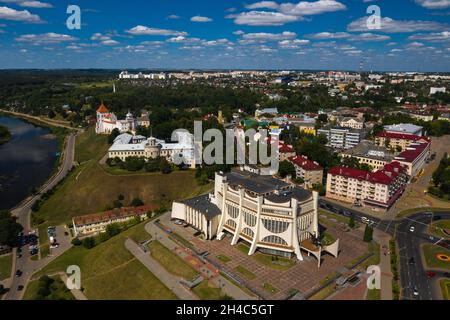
(0, 113, 70, 210)
(0, 124, 11, 145)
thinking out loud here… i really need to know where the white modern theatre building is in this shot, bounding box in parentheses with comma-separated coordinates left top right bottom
(172, 169, 339, 267)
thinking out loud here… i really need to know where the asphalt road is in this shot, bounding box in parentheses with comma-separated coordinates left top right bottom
(319, 199, 450, 300)
(4, 132, 76, 300)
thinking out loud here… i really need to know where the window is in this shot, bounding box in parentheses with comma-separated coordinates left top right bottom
(262, 219, 290, 234)
(261, 235, 288, 246)
(243, 211, 257, 227)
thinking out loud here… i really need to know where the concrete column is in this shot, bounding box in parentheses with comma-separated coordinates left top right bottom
(216, 182, 228, 240)
(231, 188, 245, 245)
(248, 195, 263, 255)
(291, 198, 303, 261)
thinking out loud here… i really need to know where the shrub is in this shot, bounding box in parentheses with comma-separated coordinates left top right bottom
(71, 238, 82, 246)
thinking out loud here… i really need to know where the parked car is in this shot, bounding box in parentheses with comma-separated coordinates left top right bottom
(426, 271, 436, 279)
(15, 270, 22, 277)
(408, 257, 415, 265)
(413, 287, 419, 296)
(409, 226, 415, 232)
(17, 285, 24, 291)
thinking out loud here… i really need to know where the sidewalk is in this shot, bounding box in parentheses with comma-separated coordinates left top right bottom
(125, 238, 199, 300)
(145, 221, 257, 300)
(373, 229, 393, 300)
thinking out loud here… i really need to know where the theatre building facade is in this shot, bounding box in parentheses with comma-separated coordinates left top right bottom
(172, 169, 339, 267)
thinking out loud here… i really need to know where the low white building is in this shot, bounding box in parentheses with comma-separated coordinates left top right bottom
(384, 123, 423, 136)
(108, 131, 196, 167)
(430, 87, 446, 95)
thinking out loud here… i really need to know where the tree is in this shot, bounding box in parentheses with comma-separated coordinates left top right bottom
(131, 197, 144, 207)
(71, 238, 82, 246)
(278, 160, 295, 178)
(108, 128, 121, 144)
(0, 211, 23, 247)
(364, 225, 374, 243)
(348, 214, 355, 229)
(106, 223, 121, 237)
(159, 158, 172, 174)
(82, 237, 96, 249)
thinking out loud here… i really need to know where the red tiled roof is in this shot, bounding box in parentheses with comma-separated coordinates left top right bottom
(279, 143, 295, 153)
(96, 102, 109, 113)
(289, 155, 322, 171)
(328, 161, 407, 185)
(73, 205, 158, 226)
(394, 142, 430, 163)
(376, 131, 425, 141)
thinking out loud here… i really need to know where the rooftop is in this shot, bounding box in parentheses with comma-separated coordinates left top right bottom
(384, 123, 423, 134)
(289, 155, 322, 171)
(73, 205, 157, 227)
(181, 194, 221, 220)
(341, 141, 395, 162)
(376, 131, 426, 141)
(394, 142, 430, 163)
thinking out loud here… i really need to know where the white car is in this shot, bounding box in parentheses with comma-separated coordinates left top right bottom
(409, 226, 415, 232)
(413, 287, 419, 296)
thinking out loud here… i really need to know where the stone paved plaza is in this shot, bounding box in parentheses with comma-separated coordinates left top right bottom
(160, 212, 369, 300)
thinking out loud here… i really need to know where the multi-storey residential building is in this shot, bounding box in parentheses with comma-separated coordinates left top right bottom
(288, 155, 323, 188)
(340, 141, 395, 171)
(326, 162, 408, 210)
(73, 205, 155, 236)
(318, 127, 365, 150)
(172, 170, 339, 266)
(409, 112, 434, 122)
(375, 131, 429, 151)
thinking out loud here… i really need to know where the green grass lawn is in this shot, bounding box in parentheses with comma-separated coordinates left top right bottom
(0, 253, 12, 281)
(148, 240, 198, 280)
(262, 282, 279, 295)
(192, 280, 229, 300)
(234, 265, 256, 280)
(216, 254, 231, 263)
(440, 279, 450, 300)
(33, 146, 208, 228)
(309, 283, 336, 300)
(23, 276, 75, 300)
(75, 126, 109, 163)
(422, 244, 450, 271)
(366, 289, 381, 300)
(430, 220, 450, 239)
(31, 222, 177, 300)
(236, 242, 295, 271)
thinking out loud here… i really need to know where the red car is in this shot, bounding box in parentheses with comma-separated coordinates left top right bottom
(426, 271, 436, 279)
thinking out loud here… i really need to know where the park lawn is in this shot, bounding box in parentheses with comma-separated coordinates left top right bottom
(366, 289, 381, 300)
(23, 276, 75, 300)
(235, 265, 256, 280)
(192, 280, 225, 300)
(253, 253, 296, 271)
(33, 161, 207, 227)
(236, 242, 295, 271)
(32, 222, 177, 300)
(309, 283, 336, 300)
(422, 244, 450, 271)
(149, 240, 198, 280)
(0, 253, 12, 281)
(440, 279, 450, 300)
(216, 254, 231, 263)
(74, 126, 109, 163)
(262, 282, 279, 295)
(430, 220, 450, 239)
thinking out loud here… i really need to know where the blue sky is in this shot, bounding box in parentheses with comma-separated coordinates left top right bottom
(0, 0, 449, 71)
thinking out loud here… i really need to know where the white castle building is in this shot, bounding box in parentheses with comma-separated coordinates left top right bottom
(172, 169, 339, 267)
(95, 102, 137, 134)
(108, 131, 196, 167)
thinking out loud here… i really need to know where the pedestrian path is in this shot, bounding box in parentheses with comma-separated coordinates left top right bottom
(125, 238, 199, 300)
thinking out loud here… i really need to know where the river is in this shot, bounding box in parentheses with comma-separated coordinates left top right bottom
(0, 116, 59, 210)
